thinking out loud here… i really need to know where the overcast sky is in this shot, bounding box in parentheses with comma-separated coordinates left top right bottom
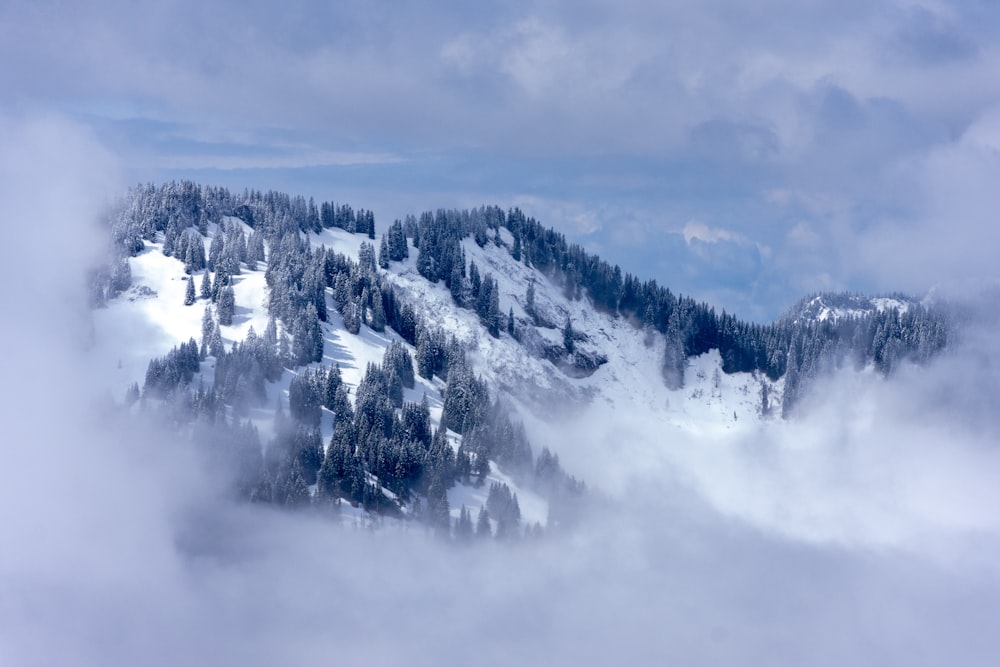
(5, 4, 1000, 665)
(4, 0, 999, 319)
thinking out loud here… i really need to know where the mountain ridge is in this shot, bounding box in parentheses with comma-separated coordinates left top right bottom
(86, 180, 956, 531)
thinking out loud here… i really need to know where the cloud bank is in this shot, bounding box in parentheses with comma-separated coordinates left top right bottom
(2, 117, 1000, 666)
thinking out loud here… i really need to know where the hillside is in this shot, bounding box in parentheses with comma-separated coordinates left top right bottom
(85, 181, 955, 532)
(88, 221, 555, 533)
(382, 227, 784, 432)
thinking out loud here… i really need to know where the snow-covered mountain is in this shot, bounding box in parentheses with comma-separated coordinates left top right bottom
(85, 182, 952, 535)
(780, 292, 915, 325)
(88, 221, 772, 529)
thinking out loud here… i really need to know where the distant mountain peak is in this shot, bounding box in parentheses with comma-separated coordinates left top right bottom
(780, 292, 917, 326)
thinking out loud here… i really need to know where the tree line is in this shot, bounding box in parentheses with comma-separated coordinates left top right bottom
(379, 205, 950, 413)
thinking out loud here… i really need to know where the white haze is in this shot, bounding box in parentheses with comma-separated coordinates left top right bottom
(3, 117, 1000, 666)
(546, 339, 1000, 556)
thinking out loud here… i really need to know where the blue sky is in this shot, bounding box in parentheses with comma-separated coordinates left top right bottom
(4, 0, 1000, 320)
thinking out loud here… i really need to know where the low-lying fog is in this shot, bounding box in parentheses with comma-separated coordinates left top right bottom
(3, 117, 999, 667)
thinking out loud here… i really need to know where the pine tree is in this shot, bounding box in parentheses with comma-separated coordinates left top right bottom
(245, 235, 258, 272)
(455, 505, 474, 541)
(449, 261, 465, 304)
(211, 268, 228, 302)
(469, 261, 481, 300)
(383, 340, 415, 389)
(246, 231, 265, 267)
(307, 197, 321, 232)
(283, 463, 311, 507)
(264, 317, 278, 349)
(288, 372, 323, 427)
(455, 444, 472, 483)
(387, 220, 409, 261)
(475, 506, 491, 539)
(184, 275, 196, 306)
(324, 363, 343, 410)
(108, 259, 131, 298)
(199, 269, 212, 300)
(124, 382, 140, 406)
(208, 232, 223, 271)
(370, 288, 386, 332)
(197, 208, 209, 237)
(292, 304, 323, 366)
(331, 384, 353, 425)
(358, 242, 376, 273)
(200, 306, 214, 358)
(473, 450, 490, 483)
(278, 329, 291, 367)
(378, 234, 390, 269)
(662, 308, 685, 390)
(163, 220, 178, 257)
(426, 477, 450, 534)
(416, 330, 434, 379)
(307, 305, 324, 363)
(386, 370, 403, 408)
(535, 447, 562, 487)
(184, 235, 206, 274)
(209, 323, 224, 359)
(343, 298, 361, 335)
(217, 285, 236, 326)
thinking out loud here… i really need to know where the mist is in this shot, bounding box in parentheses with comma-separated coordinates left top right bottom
(3, 115, 1000, 666)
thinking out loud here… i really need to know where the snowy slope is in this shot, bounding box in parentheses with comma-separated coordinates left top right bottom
(86, 212, 801, 536)
(89, 223, 550, 530)
(378, 233, 783, 440)
(93, 221, 781, 446)
(783, 293, 914, 325)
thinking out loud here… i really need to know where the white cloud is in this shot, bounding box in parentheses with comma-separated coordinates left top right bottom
(499, 19, 573, 97)
(682, 220, 746, 246)
(682, 220, 772, 266)
(787, 221, 822, 248)
(147, 149, 404, 171)
(852, 107, 1000, 293)
(512, 195, 604, 236)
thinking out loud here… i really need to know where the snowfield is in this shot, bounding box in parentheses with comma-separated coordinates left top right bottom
(89, 223, 555, 529)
